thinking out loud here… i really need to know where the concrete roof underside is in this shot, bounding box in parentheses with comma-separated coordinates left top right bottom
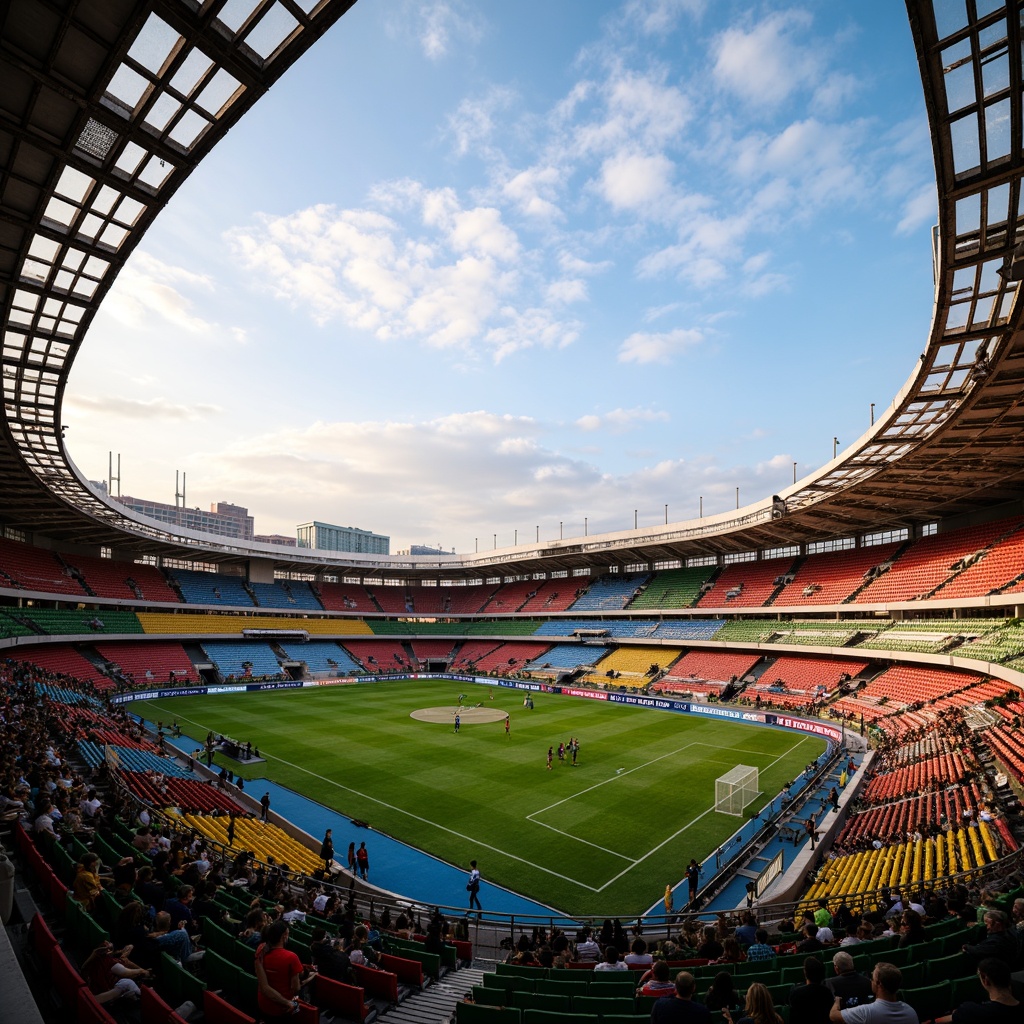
(2, 0, 1024, 582)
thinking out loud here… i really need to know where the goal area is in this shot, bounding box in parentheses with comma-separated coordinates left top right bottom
(715, 765, 760, 816)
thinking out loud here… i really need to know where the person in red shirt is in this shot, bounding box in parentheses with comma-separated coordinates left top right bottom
(255, 921, 316, 1019)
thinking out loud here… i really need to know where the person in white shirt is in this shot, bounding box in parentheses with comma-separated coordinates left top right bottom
(594, 946, 627, 971)
(576, 929, 600, 962)
(830, 962, 919, 1024)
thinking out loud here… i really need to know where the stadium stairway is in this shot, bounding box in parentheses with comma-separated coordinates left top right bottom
(389, 963, 486, 1024)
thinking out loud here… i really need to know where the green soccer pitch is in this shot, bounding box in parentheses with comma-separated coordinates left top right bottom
(131, 679, 826, 914)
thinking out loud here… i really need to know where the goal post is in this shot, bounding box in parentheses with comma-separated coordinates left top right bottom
(715, 765, 760, 816)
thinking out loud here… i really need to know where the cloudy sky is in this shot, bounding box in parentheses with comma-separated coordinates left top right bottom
(67, 0, 936, 554)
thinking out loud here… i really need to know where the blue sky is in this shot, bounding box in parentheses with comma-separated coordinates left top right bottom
(67, 0, 937, 553)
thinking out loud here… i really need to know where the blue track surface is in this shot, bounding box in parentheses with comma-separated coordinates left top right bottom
(147, 719, 559, 919)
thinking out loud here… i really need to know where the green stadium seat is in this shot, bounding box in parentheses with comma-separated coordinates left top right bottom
(587, 973, 637, 991)
(949, 973, 985, 1006)
(159, 952, 207, 1010)
(901, 980, 951, 1023)
(472, 986, 509, 1007)
(897, 962, 925, 989)
(498, 964, 549, 981)
(570, 994, 636, 1015)
(780, 964, 805, 986)
(511, 992, 571, 1012)
(456, 1005, 522, 1024)
(521, 1011, 590, 1024)
(925, 953, 971, 985)
(538, 977, 589, 996)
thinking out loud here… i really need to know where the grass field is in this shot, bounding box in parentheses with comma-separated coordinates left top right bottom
(132, 679, 825, 914)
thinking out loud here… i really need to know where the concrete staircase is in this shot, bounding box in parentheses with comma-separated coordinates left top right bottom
(369, 964, 486, 1024)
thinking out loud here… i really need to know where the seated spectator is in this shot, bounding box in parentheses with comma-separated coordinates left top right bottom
(825, 951, 873, 1009)
(697, 926, 724, 960)
(789, 956, 834, 1024)
(625, 937, 653, 966)
(576, 928, 600, 962)
(73, 852, 105, 911)
(963, 911, 1019, 969)
(935, 957, 1020, 1023)
(815, 901, 833, 929)
(309, 926, 354, 983)
(595, 945, 627, 971)
(638, 959, 677, 997)
(735, 911, 758, 948)
(829, 962, 917, 1023)
(651, 971, 712, 1024)
(81, 941, 151, 1003)
(726, 981, 783, 1024)
(840, 923, 874, 948)
(897, 910, 926, 948)
(713, 937, 746, 964)
(796, 924, 825, 954)
(746, 929, 777, 963)
(704, 971, 742, 1014)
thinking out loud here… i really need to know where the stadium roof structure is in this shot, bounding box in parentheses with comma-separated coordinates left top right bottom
(2, 0, 1024, 581)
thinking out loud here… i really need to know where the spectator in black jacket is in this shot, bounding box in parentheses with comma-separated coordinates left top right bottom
(789, 957, 834, 1024)
(963, 911, 1019, 969)
(824, 952, 872, 1009)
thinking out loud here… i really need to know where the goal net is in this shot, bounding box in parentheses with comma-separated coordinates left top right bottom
(715, 765, 760, 816)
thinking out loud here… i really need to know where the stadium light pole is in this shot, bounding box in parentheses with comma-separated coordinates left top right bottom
(560, 521, 563, 539)
(793, 461, 797, 484)
(493, 534, 496, 549)
(584, 517, 588, 536)
(475, 537, 478, 552)
(833, 436, 839, 458)
(735, 486, 739, 509)
(664, 504, 668, 524)
(699, 496, 703, 518)
(634, 509, 637, 529)
(514, 529, 517, 545)
(870, 402, 875, 425)
(536, 525, 539, 542)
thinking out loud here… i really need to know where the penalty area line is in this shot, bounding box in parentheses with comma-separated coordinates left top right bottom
(134, 702, 600, 892)
(593, 734, 816, 893)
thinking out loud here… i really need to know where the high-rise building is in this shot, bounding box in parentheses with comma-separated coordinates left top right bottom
(296, 521, 389, 555)
(112, 495, 254, 540)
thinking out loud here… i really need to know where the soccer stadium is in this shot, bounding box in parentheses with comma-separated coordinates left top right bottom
(1, 2, 1023, 1023)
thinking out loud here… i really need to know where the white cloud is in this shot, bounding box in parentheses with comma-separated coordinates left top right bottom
(103, 253, 215, 334)
(896, 183, 936, 236)
(66, 394, 221, 421)
(575, 407, 670, 432)
(228, 188, 578, 360)
(624, 0, 706, 35)
(546, 278, 587, 304)
(618, 327, 703, 364)
(445, 87, 516, 158)
(712, 10, 820, 109)
(599, 151, 674, 211)
(416, 1, 484, 60)
(502, 166, 564, 220)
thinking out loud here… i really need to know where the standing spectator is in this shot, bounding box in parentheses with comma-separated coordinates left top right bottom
(255, 921, 315, 1020)
(347, 842, 356, 874)
(806, 819, 818, 848)
(829, 787, 839, 813)
(320, 829, 334, 876)
(685, 859, 701, 906)
(356, 841, 369, 880)
(828, 963, 919, 1023)
(260, 792, 270, 822)
(467, 860, 482, 912)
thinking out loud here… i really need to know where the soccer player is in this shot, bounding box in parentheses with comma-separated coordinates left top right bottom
(547, 746, 553, 771)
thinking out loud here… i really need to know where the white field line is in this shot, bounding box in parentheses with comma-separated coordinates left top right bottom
(137, 703, 601, 892)
(522, 739, 796, 865)
(140, 702, 814, 894)
(593, 734, 815, 893)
